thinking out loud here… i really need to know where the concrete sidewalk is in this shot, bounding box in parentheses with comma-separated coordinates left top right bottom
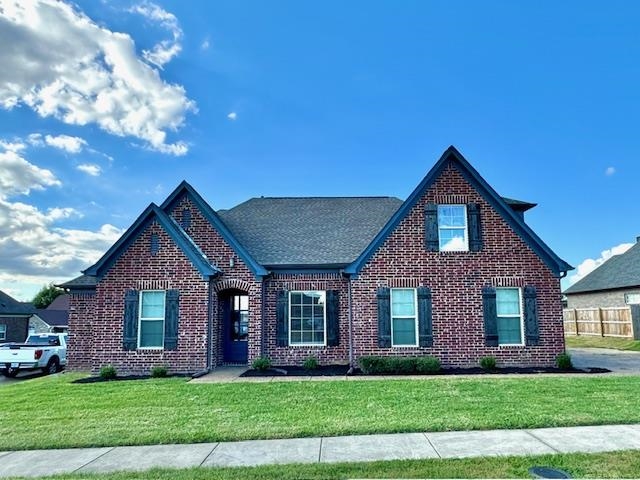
(1, 424, 640, 477)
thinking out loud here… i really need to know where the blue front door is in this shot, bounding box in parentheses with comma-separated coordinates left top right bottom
(223, 294, 248, 364)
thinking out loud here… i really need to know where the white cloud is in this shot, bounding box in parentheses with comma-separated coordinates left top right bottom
(0, 140, 122, 300)
(440, 236, 467, 252)
(0, 149, 60, 195)
(201, 37, 210, 50)
(227, 112, 237, 121)
(44, 134, 87, 153)
(76, 163, 101, 176)
(0, 139, 26, 152)
(0, 0, 195, 155)
(129, 1, 182, 68)
(605, 166, 616, 176)
(568, 242, 634, 285)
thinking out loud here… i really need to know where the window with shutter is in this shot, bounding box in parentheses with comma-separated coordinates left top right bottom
(496, 288, 524, 345)
(390, 288, 418, 347)
(289, 291, 326, 346)
(138, 290, 165, 348)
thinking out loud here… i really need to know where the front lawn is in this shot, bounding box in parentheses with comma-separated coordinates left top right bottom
(40, 450, 640, 479)
(565, 336, 640, 351)
(2, 373, 640, 450)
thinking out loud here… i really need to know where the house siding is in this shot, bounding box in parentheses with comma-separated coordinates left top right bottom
(566, 288, 640, 309)
(351, 163, 564, 367)
(67, 292, 95, 371)
(80, 220, 210, 375)
(264, 273, 350, 366)
(167, 193, 263, 366)
(0, 317, 29, 343)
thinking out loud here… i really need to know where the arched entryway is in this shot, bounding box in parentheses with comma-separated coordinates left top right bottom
(219, 289, 249, 364)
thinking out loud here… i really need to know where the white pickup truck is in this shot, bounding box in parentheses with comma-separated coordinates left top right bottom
(0, 333, 67, 377)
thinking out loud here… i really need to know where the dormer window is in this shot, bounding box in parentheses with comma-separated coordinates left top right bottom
(437, 205, 468, 251)
(425, 203, 481, 252)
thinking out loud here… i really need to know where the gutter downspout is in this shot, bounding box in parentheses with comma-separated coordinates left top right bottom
(260, 276, 267, 358)
(346, 273, 354, 372)
(206, 278, 214, 370)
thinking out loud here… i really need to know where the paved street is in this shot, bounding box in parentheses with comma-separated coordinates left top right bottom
(569, 347, 640, 374)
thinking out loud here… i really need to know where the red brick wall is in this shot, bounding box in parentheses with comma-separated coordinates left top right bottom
(264, 273, 350, 366)
(67, 292, 95, 371)
(351, 162, 565, 368)
(87, 220, 210, 375)
(167, 194, 262, 365)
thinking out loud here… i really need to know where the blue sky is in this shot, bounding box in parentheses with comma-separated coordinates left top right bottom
(0, 0, 638, 300)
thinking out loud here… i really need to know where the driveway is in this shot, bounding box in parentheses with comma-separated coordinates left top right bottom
(0, 370, 46, 385)
(569, 347, 640, 374)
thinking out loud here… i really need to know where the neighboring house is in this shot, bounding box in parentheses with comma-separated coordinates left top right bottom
(564, 238, 640, 308)
(29, 310, 69, 334)
(0, 290, 34, 344)
(60, 146, 572, 374)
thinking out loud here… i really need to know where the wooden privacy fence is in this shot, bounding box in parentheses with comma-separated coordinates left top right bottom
(563, 306, 640, 339)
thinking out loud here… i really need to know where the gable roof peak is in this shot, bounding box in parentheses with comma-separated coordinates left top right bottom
(344, 146, 572, 277)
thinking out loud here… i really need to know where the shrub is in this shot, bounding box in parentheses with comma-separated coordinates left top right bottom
(388, 357, 417, 374)
(416, 356, 441, 374)
(303, 355, 319, 370)
(99, 364, 117, 380)
(556, 352, 573, 369)
(150, 365, 168, 378)
(358, 356, 387, 374)
(251, 356, 272, 371)
(479, 356, 497, 370)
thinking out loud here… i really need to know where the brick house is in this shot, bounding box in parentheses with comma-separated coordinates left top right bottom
(564, 237, 640, 309)
(0, 290, 34, 344)
(61, 146, 572, 374)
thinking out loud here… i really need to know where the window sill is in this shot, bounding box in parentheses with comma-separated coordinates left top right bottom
(391, 345, 419, 348)
(498, 344, 525, 348)
(137, 347, 164, 351)
(288, 344, 327, 348)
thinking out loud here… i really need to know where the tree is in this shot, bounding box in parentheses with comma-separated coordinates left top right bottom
(32, 283, 64, 309)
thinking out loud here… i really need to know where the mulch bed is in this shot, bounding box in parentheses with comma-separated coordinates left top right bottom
(240, 365, 610, 377)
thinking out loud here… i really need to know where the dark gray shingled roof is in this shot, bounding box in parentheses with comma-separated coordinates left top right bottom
(217, 197, 404, 266)
(564, 240, 640, 294)
(35, 309, 69, 327)
(0, 290, 34, 315)
(58, 275, 98, 290)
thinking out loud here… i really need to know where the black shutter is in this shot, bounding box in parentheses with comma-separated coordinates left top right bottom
(425, 203, 439, 251)
(123, 289, 139, 350)
(524, 286, 539, 346)
(326, 290, 340, 346)
(467, 203, 482, 252)
(164, 289, 179, 350)
(482, 287, 499, 346)
(377, 287, 391, 347)
(276, 290, 289, 347)
(417, 287, 433, 347)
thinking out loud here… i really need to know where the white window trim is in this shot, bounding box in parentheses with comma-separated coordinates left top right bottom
(390, 288, 419, 347)
(288, 290, 327, 347)
(138, 290, 165, 350)
(0, 324, 6, 341)
(496, 287, 525, 347)
(438, 204, 469, 252)
(624, 293, 640, 305)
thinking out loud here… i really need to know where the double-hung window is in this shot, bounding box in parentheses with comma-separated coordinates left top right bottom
(437, 205, 468, 251)
(391, 288, 418, 346)
(289, 291, 326, 346)
(138, 291, 165, 348)
(0, 324, 5, 341)
(496, 288, 523, 345)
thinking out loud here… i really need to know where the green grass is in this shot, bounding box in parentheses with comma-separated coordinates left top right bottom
(38, 450, 640, 479)
(566, 335, 640, 351)
(3, 373, 640, 450)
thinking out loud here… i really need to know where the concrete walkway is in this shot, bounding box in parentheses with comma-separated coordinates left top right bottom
(1, 424, 640, 477)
